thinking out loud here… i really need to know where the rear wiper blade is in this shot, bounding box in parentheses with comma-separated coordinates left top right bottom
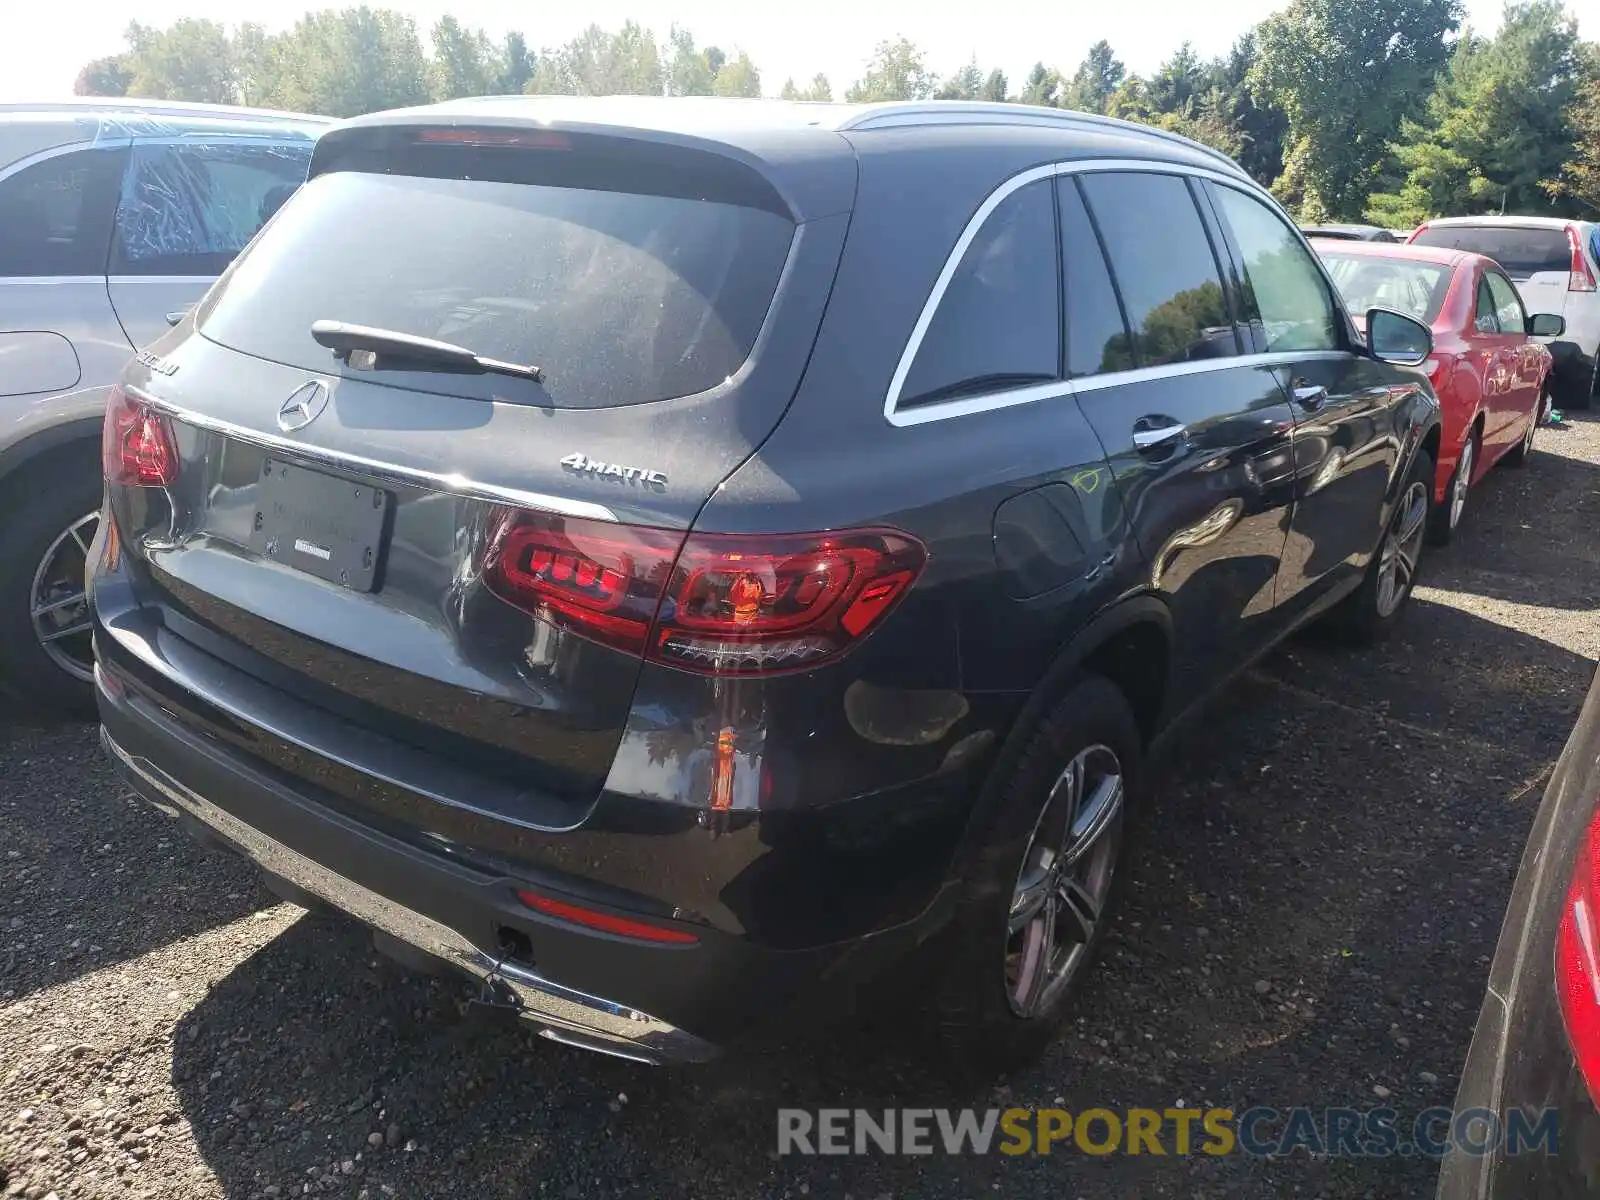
(310, 320, 543, 383)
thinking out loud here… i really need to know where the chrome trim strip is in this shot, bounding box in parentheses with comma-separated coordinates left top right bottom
(101, 723, 718, 1065)
(129, 388, 620, 523)
(884, 158, 1352, 428)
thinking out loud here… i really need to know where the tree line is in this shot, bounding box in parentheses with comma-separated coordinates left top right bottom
(75, 0, 1600, 225)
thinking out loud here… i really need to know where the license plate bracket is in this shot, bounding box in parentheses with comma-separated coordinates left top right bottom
(250, 460, 390, 592)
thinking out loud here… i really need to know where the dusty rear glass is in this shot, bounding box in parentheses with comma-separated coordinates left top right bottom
(1409, 224, 1569, 280)
(197, 161, 795, 409)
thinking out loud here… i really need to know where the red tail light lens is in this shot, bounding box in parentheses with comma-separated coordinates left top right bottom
(515, 890, 699, 944)
(1569, 225, 1597, 293)
(482, 510, 683, 656)
(482, 512, 925, 675)
(101, 386, 178, 487)
(1556, 804, 1600, 1108)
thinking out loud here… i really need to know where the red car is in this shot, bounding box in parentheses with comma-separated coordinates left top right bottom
(1313, 239, 1563, 542)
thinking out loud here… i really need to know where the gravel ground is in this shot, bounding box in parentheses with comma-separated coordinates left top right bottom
(4, 415, 1600, 1200)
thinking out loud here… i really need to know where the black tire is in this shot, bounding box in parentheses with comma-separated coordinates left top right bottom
(0, 446, 103, 718)
(1564, 357, 1597, 410)
(1504, 390, 1545, 468)
(1426, 431, 1474, 546)
(1328, 446, 1434, 644)
(931, 675, 1142, 1081)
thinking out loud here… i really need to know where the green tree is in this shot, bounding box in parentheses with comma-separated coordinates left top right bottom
(531, 21, 663, 96)
(1252, 0, 1460, 220)
(232, 23, 279, 107)
(74, 56, 132, 97)
(712, 51, 762, 97)
(982, 69, 1009, 102)
(1148, 42, 1202, 115)
(845, 37, 936, 102)
(266, 8, 431, 117)
(1019, 62, 1063, 106)
(429, 15, 496, 100)
(495, 31, 535, 95)
(1209, 34, 1288, 187)
(1546, 48, 1600, 213)
(1368, 1, 1587, 225)
(665, 26, 717, 96)
(935, 58, 985, 100)
(122, 18, 236, 103)
(1062, 40, 1125, 114)
(780, 73, 833, 101)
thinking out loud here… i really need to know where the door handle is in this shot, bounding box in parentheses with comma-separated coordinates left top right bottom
(1132, 420, 1187, 451)
(1292, 383, 1328, 411)
(165, 309, 191, 327)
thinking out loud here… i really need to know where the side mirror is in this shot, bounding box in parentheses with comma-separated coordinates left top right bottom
(1366, 307, 1432, 367)
(1528, 312, 1567, 337)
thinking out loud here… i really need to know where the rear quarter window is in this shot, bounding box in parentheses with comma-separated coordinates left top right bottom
(198, 168, 795, 409)
(0, 145, 125, 277)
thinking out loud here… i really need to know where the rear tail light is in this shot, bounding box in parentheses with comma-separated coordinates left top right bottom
(1556, 803, 1600, 1107)
(515, 890, 699, 944)
(483, 511, 925, 676)
(102, 386, 178, 487)
(1568, 225, 1597, 293)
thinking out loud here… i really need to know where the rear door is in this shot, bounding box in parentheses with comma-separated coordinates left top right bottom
(106, 136, 313, 349)
(1484, 267, 1542, 450)
(1067, 169, 1297, 708)
(1205, 180, 1400, 616)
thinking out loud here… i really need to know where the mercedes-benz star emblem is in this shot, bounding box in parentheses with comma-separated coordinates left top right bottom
(277, 381, 330, 433)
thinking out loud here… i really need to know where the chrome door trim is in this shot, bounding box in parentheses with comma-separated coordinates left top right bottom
(128, 386, 620, 523)
(883, 157, 1354, 428)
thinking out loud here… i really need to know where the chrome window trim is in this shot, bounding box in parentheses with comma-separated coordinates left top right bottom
(883, 158, 1356, 428)
(128, 386, 620, 523)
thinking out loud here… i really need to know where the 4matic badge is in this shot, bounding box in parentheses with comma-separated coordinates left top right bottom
(560, 452, 667, 487)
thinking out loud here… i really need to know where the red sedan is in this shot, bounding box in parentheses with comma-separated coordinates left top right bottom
(1313, 239, 1561, 542)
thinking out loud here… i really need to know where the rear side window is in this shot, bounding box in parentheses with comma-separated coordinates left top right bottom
(0, 146, 125, 277)
(1474, 277, 1501, 334)
(1410, 224, 1570, 280)
(900, 179, 1060, 406)
(200, 168, 794, 409)
(1057, 178, 1134, 377)
(112, 139, 313, 276)
(1318, 251, 1452, 325)
(1486, 271, 1526, 335)
(1077, 172, 1237, 367)
(1211, 185, 1339, 353)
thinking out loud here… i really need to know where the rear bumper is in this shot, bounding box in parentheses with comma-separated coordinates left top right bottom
(100, 719, 714, 1064)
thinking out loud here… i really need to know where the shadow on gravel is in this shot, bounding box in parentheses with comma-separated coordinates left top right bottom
(165, 592, 1594, 1200)
(0, 700, 269, 1003)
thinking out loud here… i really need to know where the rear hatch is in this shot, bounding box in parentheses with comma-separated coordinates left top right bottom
(105, 112, 854, 843)
(1410, 222, 1575, 324)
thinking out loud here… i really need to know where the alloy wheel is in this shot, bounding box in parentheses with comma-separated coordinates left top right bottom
(1004, 744, 1124, 1019)
(1376, 480, 1428, 618)
(30, 511, 100, 683)
(1448, 439, 1474, 530)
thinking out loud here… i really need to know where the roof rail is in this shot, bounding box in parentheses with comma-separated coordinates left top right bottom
(839, 101, 1247, 177)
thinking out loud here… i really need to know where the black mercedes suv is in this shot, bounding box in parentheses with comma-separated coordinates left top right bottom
(91, 97, 1443, 1072)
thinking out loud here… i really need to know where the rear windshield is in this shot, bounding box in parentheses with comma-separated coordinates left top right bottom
(197, 169, 795, 408)
(1409, 224, 1569, 279)
(1319, 251, 1453, 325)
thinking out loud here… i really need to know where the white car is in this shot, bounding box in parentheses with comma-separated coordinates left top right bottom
(1409, 216, 1600, 408)
(0, 99, 327, 712)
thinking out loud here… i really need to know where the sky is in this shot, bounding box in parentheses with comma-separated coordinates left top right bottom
(2, 0, 1595, 102)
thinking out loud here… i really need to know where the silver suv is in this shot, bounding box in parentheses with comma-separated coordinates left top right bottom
(0, 99, 327, 712)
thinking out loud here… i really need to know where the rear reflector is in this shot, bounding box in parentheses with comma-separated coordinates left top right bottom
(483, 511, 925, 676)
(515, 890, 699, 944)
(1569, 225, 1597, 293)
(1556, 803, 1600, 1108)
(102, 385, 178, 487)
